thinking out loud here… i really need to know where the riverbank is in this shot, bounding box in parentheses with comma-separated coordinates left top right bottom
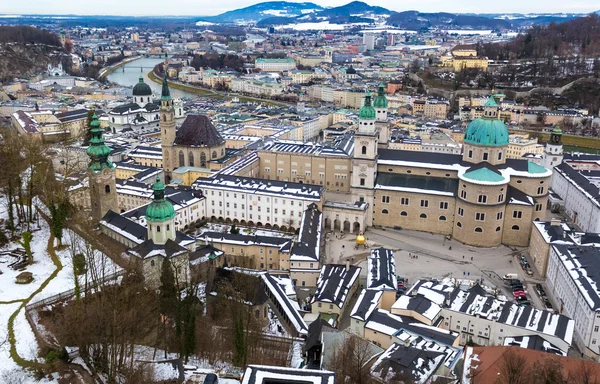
(147, 69, 290, 107)
(98, 55, 143, 81)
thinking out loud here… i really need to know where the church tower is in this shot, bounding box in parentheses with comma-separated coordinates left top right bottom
(351, 91, 378, 224)
(542, 128, 563, 169)
(86, 113, 118, 221)
(373, 82, 389, 148)
(145, 177, 176, 245)
(160, 56, 176, 180)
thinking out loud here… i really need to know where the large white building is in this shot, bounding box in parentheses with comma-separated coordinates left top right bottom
(546, 245, 600, 359)
(255, 58, 296, 72)
(107, 76, 184, 132)
(551, 154, 600, 233)
(192, 175, 325, 231)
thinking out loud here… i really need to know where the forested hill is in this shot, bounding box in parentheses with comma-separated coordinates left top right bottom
(478, 14, 600, 60)
(0, 26, 61, 46)
(0, 26, 66, 82)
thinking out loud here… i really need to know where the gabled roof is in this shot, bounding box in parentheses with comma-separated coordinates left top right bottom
(367, 248, 397, 291)
(350, 289, 383, 322)
(313, 264, 361, 309)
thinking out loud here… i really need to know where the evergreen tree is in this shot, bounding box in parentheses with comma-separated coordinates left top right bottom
(84, 110, 95, 145)
(49, 200, 69, 246)
(233, 313, 246, 366)
(17, 231, 33, 264)
(159, 259, 177, 317)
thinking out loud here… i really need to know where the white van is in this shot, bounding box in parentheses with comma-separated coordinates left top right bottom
(503, 273, 518, 280)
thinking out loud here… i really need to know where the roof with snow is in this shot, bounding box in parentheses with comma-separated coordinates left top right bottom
(261, 273, 308, 336)
(312, 264, 361, 309)
(290, 203, 323, 262)
(392, 294, 442, 322)
(503, 335, 566, 356)
(551, 244, 600, 311)
(370, 343, 445, 384)
(350, 289, 383, 322)
(367, 248, 397, 291)
(447, 284, 574, 345)
(241, 365, 335, 384)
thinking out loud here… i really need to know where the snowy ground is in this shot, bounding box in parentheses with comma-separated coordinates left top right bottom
(0, 195, 121, 381)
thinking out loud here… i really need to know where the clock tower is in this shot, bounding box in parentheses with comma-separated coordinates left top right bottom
(86, 113, 118, 221)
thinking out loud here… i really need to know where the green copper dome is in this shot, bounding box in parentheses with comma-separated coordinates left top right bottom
(464, 118, 509, 147)
(146, 177, 175, 223)
(359, 92, 376, 120)
(132, 76, 152, 96)
(86, 113, 114, 172)
(373, 83, 388, 109)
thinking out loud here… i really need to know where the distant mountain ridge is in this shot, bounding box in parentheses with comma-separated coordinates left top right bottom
(198, 1, 599, 29)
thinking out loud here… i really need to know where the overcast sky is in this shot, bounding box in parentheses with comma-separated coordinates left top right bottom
(1, 0, 598, 16)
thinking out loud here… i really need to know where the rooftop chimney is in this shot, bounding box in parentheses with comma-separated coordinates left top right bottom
(345, 259, 350, 272)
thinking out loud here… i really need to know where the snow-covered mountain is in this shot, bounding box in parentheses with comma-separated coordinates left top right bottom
(197, 1, 599, 29)
(201, 1, 324, 23)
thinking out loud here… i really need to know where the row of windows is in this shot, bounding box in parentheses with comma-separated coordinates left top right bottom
(456, 222, 520, 231)
(381, 210, 446, 221)
(467, 149, 503, 161)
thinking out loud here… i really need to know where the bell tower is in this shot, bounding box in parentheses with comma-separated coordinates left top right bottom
(351, 91, 378, 225)
(146, 177, 176, 245)
(86, 113, 118, 221)
(543, 128, 563, 169)
(373, 82, 389, 148)
(160, 55, 176, 179)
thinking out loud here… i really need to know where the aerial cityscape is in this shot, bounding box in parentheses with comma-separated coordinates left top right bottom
(1, 1, 600, 383)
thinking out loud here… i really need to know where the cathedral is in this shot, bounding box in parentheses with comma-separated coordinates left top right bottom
(158, 69, 227, 181)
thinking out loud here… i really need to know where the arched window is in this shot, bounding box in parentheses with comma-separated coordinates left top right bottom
(475, 227, 483, 233)
(179, 151, 184, 167)
(212, 151, 217, 159)
(157, 226, 161, 232)
(188, 152, 194, 167)
(105, 185, 111, 194)
(400, 211, 408, 216)
(200, 152, 206, 167)
(457, 222, 462, 228)
(420, 213, 427, 219)
(496, 226, 501, 232)
(362, 146, 367, 155)
(166, 224, 170, 231)
(512, 225, 520, 230)
(439, 216, 446, 221)
(221, 149, 224, 156)
(163, 115, 166, 122)
(381, 209, 389, 214)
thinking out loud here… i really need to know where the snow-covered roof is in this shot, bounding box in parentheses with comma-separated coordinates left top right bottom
(312, 264, 361, 309)
(392, 294, 442, 322)
(242, 365, 335, 384)
(261, 273, 308, 336)
(370, 342, 445, 384)
(551, 245, 600, 311)
(367, 248, 397, 291)
(350, 289, 383, 322)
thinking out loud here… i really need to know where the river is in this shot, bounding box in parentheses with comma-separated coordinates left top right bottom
(106, 57, 196, 99)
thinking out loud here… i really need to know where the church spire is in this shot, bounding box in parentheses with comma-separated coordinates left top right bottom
(86, 113, 113, 172)
(161, 54, 172, 101)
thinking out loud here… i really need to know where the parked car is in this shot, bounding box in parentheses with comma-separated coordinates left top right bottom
(513, 290, 526, 297)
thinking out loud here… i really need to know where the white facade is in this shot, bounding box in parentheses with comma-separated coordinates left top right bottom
(551, 164, 600, 233)
(546, 245, 600, 359)
(255, 59, 296, 72)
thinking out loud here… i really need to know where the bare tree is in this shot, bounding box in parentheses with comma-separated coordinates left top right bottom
(326, 332, 378, 384)
(498, 348, 530, 384)
(529, 356, 564, 384)
(569, 361, 599, 384)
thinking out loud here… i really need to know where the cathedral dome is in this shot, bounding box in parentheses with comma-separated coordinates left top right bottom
(464, 118, 509, 147)
(146, 178, 176, 223)
(464, 96, 509, 147)
(359, 92, 376, 120)
(133, 76, 152, 96)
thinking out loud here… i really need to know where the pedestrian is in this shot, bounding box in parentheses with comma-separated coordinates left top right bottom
(463, 271, 466, 276)
(468, 272, 470, 276)
(462, 255, 464, 259)
(471, 256, 473, 261)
